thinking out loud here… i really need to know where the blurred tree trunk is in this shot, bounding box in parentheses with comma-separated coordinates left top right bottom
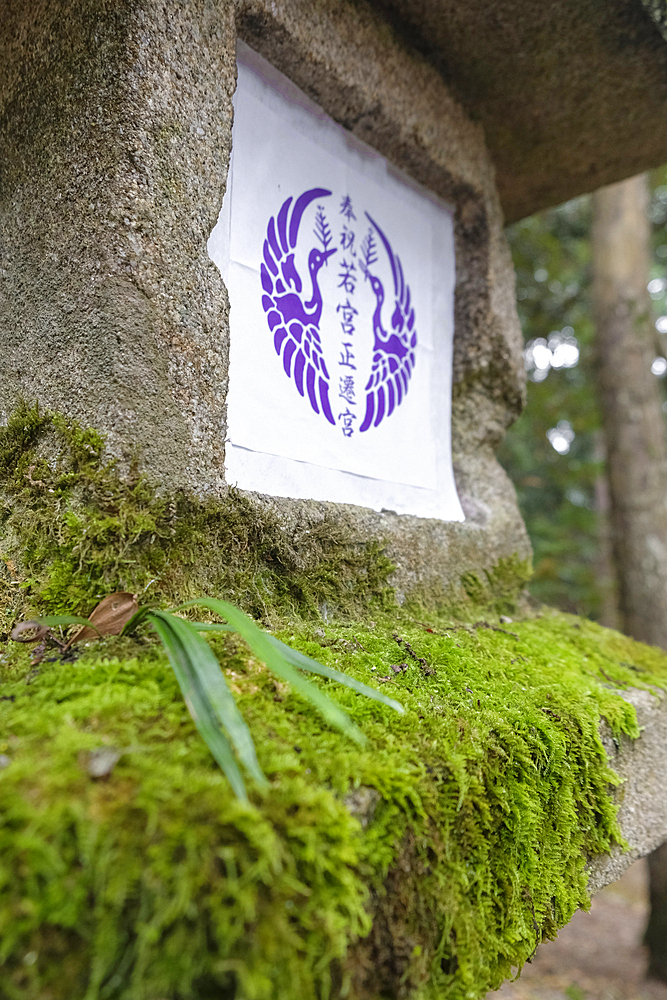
(592, 175, 667, 646)
(592, 173, 667, 982)
(592, 432, 619, 629)
(647, 843, 667, 981)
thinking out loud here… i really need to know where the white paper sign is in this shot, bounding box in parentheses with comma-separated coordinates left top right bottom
(208, 41, 464, 521)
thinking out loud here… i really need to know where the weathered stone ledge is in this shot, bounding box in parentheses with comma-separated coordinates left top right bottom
(588, 686, 667, 893)
(1, 609, 666, 999)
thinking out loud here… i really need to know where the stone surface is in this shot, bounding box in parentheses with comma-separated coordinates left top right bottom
(589, 687, 667, 893)
(84, 747, 121, 779)
(4, 0, 667, 601)
(0, 0, 237, 492)
(371, 0, 667, 222)
(0, 0, 531, 602)
(495, 861, 667, 1000)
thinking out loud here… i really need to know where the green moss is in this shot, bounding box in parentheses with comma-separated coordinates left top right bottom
(0, 402, 533, 634)
(2, 402, 665, 997)
(1, 608, 666, 999)
(458, 554, 532, 618)
(403, 552, 533, 625)
(398, 555, 533, 628)
(0, 402, 395, 626)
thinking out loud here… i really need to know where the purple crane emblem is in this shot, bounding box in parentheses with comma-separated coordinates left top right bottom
(259, 188, 417, 434)
(260, 188, 337, 424)
(357, 213, 417, 431)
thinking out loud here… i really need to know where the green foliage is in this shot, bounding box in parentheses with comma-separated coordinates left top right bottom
(500, 170, 667, 622)
(146, 609, 268, 799)
(2, 607, 666, 999)
(0, 402, 395, 625)
(126, 599, 403, 798)
(499, 197, 606, 617)
(180, 600, 367, 751)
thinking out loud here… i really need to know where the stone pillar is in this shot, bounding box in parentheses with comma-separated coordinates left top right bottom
(0, 0, 237, 488)
(0, 0, 531, 603)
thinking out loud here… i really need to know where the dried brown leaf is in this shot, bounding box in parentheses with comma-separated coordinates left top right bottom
(69, 592, 138, 645)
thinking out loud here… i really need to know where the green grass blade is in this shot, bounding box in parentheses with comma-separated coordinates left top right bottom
(265, 635, 405, 714)
(152, 612, 267, 788)
(147, 612, 250, 799)
(121, 607, 153, 636)
(189, 622, 236, 633)
(151, 611, 267, 789)
(185, 610, 403, 714)
(35, 615, 100, 633)
(178, 599, 367, 747)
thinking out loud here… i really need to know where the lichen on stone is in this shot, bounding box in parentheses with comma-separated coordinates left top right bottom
(1, 606, 666, 999)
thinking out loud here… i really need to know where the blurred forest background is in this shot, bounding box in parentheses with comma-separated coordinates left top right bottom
(500, 173, 667, 990)
(499, 169, 667, 625)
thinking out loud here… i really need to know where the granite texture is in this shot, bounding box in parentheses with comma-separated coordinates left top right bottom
(0, 0, 530, 602)
(370, 0, 667, 222)
(0, 0, 237, 490)
(588, 687, 667, 893)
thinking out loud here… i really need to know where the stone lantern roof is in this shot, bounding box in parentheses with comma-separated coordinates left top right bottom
(375, 0, 667, 220)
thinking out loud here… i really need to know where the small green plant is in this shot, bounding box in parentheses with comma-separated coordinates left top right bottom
(12, 595, 403, 800)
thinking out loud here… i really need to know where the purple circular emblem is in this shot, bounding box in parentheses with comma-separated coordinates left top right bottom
(260, 188, 417, 437)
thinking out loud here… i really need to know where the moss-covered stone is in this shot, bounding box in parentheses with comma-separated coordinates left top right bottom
(0, 402, 396, 629)
(0, 402, 531, 632)
(458, 554, 532, 618)
(1, 608, 666, 999)
(2, 402, 665, 998)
